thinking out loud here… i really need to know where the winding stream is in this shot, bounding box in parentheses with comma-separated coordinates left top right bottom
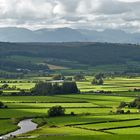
(2, 119, 38, 139)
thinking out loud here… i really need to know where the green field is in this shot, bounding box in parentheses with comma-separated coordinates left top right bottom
(77, 76, 140, 92)
(1, 76, 140, 94)
(0, 94, 140, 140)
(0, 76, 140, 140)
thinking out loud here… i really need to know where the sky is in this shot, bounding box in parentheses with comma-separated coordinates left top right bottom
(0, 0, 140, 32)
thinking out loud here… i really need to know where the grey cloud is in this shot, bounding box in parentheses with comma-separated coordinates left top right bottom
(0, 0, 140, 32)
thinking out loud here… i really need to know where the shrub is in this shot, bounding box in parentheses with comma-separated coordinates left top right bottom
(48, 106, 65, 117)
(126, 110, 131, 114)
(70, 112, 75, 116)
(119, 102, 127, 108)
(116, 109, 124, 114)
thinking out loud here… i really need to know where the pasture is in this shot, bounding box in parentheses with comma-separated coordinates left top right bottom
(0, 94, 140, 140)
(0, 76, 140, 139)
(77, 76, 140, 92)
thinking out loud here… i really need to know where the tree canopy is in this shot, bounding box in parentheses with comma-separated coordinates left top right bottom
(32, 81, 80, 95)
(48, 106, 65, 117)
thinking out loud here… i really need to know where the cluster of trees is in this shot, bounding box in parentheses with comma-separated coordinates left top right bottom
(91, 73, 104, 85)
(113, 101, 131, 114)
(31, 81, 80, 95)
(52, 74, 86, 82)
(128, 98, 140, 108)
(0, 84, 17, 90)
(118, 98, 140, 112)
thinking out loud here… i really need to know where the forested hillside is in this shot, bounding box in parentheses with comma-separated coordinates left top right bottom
(0, 42, 140, 73)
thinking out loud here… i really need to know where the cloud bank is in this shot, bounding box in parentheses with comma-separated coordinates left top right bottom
(0, 0, 140, 32)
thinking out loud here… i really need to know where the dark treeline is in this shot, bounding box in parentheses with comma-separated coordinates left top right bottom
(1, 42, 140, 72)
(31, 81, 80, 95)
(0, 72, 24, 79)
(0, 59, 49, 72)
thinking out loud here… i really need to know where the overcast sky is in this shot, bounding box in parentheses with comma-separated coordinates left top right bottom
(0, 0, 140, 32)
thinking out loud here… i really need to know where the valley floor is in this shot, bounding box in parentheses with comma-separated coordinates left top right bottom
(0, 94, 140, 140)
(0, 76, 140, 139)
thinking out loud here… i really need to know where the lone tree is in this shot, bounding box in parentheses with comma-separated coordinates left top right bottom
(48, 106, 65, 117)
(91, 78, 104, 85)
(91, 73, 104, 85)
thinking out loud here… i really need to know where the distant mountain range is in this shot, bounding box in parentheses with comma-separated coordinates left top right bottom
(0, 27, 140, 43)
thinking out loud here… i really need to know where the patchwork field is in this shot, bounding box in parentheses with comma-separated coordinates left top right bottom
(77, 76, 140, 92)
(1, 76, 140, 94)
(0, 94, 140, 140)
(0, 76, 140, 140)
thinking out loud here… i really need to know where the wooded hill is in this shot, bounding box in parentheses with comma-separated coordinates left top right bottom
(0, 42, 140, 73)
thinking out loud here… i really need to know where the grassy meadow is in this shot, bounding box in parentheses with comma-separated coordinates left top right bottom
(0, 94, 140, 139)
(0, 76, 140, 139)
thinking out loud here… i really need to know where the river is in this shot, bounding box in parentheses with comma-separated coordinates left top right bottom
(1, 119, 38, 139)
